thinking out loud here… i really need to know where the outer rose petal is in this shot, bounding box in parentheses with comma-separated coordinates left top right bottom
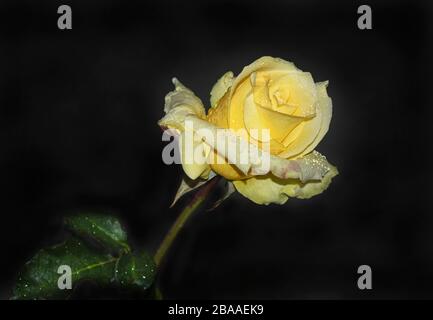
(233, 151, 338, 205)
(189, 116, 332, 182)
(159, 78, 211, 179)
(210, 71, 234, 108)
(178, 130, 211, 180)
(159, 78, 206, 131)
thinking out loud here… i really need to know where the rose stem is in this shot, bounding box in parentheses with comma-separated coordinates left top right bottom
(154, 176, 221, 268)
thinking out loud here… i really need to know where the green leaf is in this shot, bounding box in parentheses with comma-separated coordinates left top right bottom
(114, 251, 156, 290)
(12, 238, 117, 300)
(65, 214, 130, 254)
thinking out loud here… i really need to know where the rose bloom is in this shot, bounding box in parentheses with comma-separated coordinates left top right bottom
(159, 57, 338, 205)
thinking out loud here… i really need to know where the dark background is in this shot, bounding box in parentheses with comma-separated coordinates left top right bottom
(0, 0, 432, 299)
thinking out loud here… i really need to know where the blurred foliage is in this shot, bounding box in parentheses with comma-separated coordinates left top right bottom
(12, 214, 156, 300)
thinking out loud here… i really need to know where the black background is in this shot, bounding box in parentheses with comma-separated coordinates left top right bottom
(0, 0, 432, 299)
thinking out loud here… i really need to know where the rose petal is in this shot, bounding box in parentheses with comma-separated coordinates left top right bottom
(233, 151, 338, 205)
(210, 71, 234, 108)
(279, 81, 332, 158)
(159, 78, 206, 131)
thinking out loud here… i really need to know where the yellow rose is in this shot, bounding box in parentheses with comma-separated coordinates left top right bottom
(159, 56, 338, 205)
